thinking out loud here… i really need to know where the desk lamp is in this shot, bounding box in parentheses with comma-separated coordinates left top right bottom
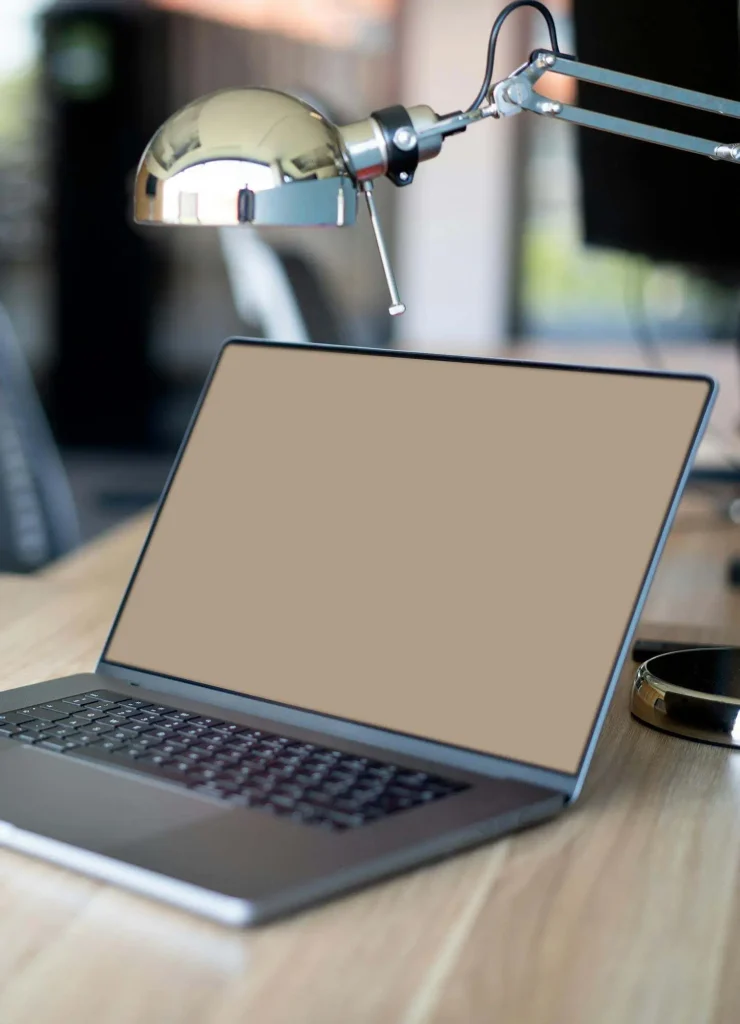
(133, 0, 740, 317)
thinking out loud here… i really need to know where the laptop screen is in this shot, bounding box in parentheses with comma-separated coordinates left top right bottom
(103, 342, 711, 775)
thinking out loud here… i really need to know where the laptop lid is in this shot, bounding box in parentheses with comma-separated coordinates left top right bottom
(100, 340, 714, 797)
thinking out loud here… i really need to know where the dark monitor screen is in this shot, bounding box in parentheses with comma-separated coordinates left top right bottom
(574, 0, 740, 274)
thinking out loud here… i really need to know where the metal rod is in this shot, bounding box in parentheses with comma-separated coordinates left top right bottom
(517, 93, 724, 159)
(415, 104, 495, 143)
(542, 52, 740, 121)
(361, 181, 405, 316)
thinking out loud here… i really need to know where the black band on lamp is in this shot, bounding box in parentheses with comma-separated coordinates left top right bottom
(370, 105, 420, 187)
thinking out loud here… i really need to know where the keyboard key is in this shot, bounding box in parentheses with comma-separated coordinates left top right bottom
(70, 731, 99, 744)
(198, 733, 227, 748)
(16, 733, 39, 744)
(86, 691, 127, 703)
(282, 743, 310, 756)
(268, 793, 299, 812)
(0, 725, 20, 738)
(149, 727, 177, 739)
(395, 771, 430, 788)
(209, 723, 242, 737)
(326, 809, 365, 829)
(83, 722, 114, 736)
(118, 700, 152, 710)
(291, 801, 327, 822)
(211, 749, 239, 763)
(375, 794, 415, 812)
(134, 735, 163, 749)
(0, 711, 36, 726)
(294, 771, 325, 786)
(174, 727, 204, 740)
(158, 741, 187, 755)
(98, 739, 125, 751)
(61, 694, 100, 707)
(101, 715, 128, 727)
(273, 754, 303, 768)
(333, 797, 367, 814)
(38, 740, 69, 752)
(143, 752, 171, 765)
(76, 709, 106, 722)
(256, 737, 283, 751)
(215, 781, 242, 795)
(65, 715, 98, 728)
(187, 745, 218, 759)
(116, 724, 153, 737)
(46, 726, 76, 739)
(224, 736, 256, 750)
(305, 753, 339, 768)
(175, 751, 202, 766)
(352, 785, 384, 803)
(304, 789, 333, 806)
(43, 701, 81, 714)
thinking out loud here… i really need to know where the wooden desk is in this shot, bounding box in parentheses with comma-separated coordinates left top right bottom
(1, 493, 740, 1024)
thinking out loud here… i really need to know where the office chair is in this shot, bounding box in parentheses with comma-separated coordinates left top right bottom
(0, 302, 80, 572)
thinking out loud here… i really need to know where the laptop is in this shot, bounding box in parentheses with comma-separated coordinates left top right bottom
(0, 340, 714, 926)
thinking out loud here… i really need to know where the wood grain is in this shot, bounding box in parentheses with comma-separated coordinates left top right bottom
(1, 490, 740, 1023)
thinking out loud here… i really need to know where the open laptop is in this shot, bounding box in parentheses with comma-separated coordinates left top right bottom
(0, 340, 714, 926)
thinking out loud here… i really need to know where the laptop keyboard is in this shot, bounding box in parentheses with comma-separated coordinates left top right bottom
(0, 690, 468, 832)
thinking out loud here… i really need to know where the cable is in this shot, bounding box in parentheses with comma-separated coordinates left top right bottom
(466, 0, 561, 113)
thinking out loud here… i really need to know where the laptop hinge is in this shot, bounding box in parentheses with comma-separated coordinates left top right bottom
(97, 662, 576, 798)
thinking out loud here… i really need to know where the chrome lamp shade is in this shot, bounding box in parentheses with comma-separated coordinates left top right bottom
(134, 88, 358, 228)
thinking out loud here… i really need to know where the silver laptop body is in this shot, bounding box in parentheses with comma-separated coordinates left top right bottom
(0, 340, 715, 925)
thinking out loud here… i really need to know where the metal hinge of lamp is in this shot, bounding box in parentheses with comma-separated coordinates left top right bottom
(133, 0, 740, 317)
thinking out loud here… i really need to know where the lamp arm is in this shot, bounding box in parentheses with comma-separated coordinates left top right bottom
(354, 41, 740, 315)
(486, 49, 740, 163)
(340, 10, 740, 315)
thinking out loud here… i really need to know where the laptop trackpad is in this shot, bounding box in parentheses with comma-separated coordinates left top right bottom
(0, 745, 221, 852)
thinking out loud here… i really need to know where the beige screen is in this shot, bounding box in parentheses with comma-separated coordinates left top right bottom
(105, 343, 711, 774)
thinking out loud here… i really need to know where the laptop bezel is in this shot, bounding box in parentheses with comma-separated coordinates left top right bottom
(96, 337, 717, 800)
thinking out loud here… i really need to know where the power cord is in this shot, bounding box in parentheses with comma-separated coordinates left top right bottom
(466, 0, 561, 112)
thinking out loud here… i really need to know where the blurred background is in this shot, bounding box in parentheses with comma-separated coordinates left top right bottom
(2, 0, 740, 567)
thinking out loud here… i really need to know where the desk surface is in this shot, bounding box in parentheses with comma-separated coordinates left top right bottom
(2, 492, 740, 1024)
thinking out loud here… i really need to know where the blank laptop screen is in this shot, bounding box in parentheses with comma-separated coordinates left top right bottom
(104, 342, 711, 775)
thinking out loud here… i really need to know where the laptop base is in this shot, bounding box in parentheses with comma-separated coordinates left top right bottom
(0, 672, 564, 926)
